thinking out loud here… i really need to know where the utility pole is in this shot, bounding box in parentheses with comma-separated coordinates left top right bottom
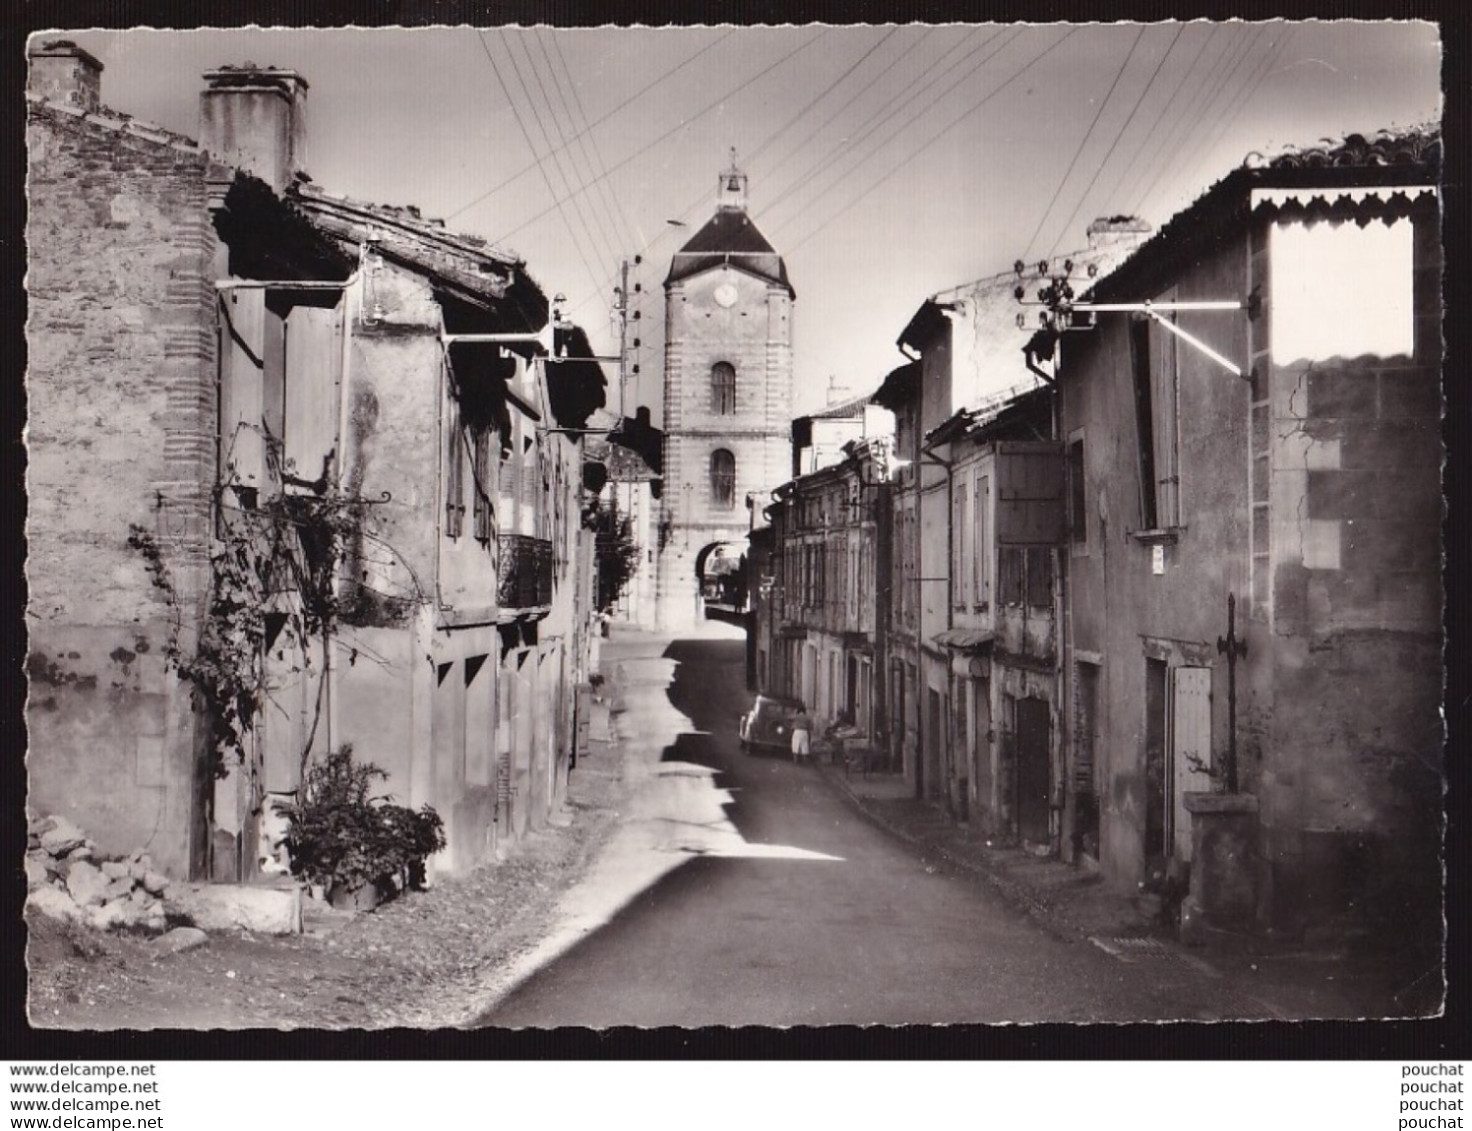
(617, 257, 630, 421)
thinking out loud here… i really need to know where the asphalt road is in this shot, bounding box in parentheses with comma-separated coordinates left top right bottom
(479, 626, 1246, 1028)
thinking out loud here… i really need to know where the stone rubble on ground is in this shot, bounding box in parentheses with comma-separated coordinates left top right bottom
(25, 814, 170, 934)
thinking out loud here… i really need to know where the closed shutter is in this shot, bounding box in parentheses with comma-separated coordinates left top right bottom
(472, 427, 492, 541)
(446, 421, 465, 538)
(1169, 666, 1214, 859)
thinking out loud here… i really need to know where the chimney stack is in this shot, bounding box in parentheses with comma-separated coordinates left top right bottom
(1086, 215, 1151, 252)
(28, 40, 104, 112)
(199, 64, 309, 193)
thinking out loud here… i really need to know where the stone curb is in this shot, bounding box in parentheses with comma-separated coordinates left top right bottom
(810, 762, 1334, 1021)
(810, 761, 1071, 941)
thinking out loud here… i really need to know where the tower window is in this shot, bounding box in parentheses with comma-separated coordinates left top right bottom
(711, 361, 736, 414)
(710, 449, 736, 509)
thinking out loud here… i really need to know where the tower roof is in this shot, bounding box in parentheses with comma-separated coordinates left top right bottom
(665, 161, 794, 296)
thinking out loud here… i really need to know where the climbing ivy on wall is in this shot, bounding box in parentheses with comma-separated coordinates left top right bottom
(128, 439, 378, 781)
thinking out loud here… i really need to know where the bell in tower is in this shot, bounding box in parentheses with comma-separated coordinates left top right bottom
(718, 147, 748, 212)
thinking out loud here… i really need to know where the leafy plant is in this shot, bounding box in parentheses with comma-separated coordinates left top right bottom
(283, 746, 445, 898)
(586, 499, 640, 614)
(127, 437, 381, 780)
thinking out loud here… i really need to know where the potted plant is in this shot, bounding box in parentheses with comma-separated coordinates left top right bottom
(284, 747, 446, 911)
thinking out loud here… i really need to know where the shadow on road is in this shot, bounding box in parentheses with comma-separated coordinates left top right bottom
(659, 637, 748, 749)
(656, 636, 774, 843)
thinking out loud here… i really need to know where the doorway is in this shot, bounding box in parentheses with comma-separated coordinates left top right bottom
(1144, 657, 1168, 861)
(1015, 697, 1051, 845)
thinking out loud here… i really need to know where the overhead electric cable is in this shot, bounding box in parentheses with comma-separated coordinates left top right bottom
(1179, 25, 1299, 198)
(518, 29, 625, 272)
(545, 29, 641, 251)
(1019, 25, 1145, 264)
(490, 29, 829, 247)
(1105, 23, 1218, 214)
(446, 29, 736, 223)
(1047, 22, 1186, 258)
(500, 30, 621, 282)
(766, 27, 1019, 241)
(623, 28, 935, 265)
(475, 30, 605, 300)
(755, 26, 918, 195)
(562, 28, 911, 323)
(1129, 23, 1267, 217)
(764, 27, 1011, 231)
(1162, 23, 1275, 193)
(1121, 23, 1246, 216)
(785, 27, 1079, 256)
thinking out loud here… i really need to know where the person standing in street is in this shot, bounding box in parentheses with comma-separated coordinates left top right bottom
(791, 709, 811, 765)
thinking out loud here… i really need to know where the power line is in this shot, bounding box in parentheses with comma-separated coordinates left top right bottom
(754, 26, 921, 203)
(1162, 23, 1273, 195)
(1105, 23, 1218, 214)
(560, 28, 915, 328)
(1046, 22, 1186, 258)
(1020, 24, 1145, 264)
(446, 29, 736, 224)
(490, 29, 829, 248)
(785, 27, 1079, 257)
(1121, 24, 1245, 216)
(545, 29, 641, 253)
(629, 31, 931, 269)
(509, 29, 625, 283)
(766, 27, 1018, 243)
(1129, 24, 1265, 218)
(481, 29, 608, 300)
(491, 30, 612, 297)
(500, 30, 621, 284)
(519, 29, 624, 270)
(1178, 25, 1299, 199)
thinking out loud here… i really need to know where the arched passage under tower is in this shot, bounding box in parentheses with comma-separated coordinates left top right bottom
(695, 540, 748, 616)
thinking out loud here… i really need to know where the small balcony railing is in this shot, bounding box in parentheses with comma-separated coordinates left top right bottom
(497, 534, 554, 610)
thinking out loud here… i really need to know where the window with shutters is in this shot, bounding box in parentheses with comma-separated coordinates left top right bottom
(1128, 299, 1182, 532)
(472, 426, 493, 542)
(999, 547, 1025, 606)
(446, 412, 466, 539)
(710, 448, 736, 509)
(1026, 547, 1053, 608)
(711, 361, 736, 414)
(998, 546, 1053, 608)
(952, 480, 969, 610)
(1067, 435, 1087, 549)
(973, 473, 989, 609)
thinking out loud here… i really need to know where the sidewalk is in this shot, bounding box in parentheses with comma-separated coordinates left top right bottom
(813, 762, 1444, 1020)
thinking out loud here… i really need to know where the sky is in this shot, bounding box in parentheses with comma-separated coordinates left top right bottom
(43, 23, 1442, 421)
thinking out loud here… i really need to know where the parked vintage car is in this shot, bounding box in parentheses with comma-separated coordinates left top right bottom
(738, 694, 806, 755)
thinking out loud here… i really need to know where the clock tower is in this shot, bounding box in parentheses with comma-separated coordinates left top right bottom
(655, 156, 795, 631)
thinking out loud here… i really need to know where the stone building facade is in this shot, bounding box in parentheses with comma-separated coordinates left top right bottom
(26, 44, 225, 879)
(655, 161, 794, 631)
(1055, 129, 1442, 944)
(26, 43, 599, 884)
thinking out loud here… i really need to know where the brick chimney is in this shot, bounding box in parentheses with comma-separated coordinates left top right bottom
(199, 64, 308, 193)
(27, 40, 104, 112)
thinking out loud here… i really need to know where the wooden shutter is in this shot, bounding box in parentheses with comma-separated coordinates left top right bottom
(446, 420, 465, 538)
(472, 426, 492, 542)
(1169, 666, 1214, 859)
(973, 473, 988, 607)
(953, 481, 968, 609)
(282, 298, 343, 493)
(218, 289, 267, 503)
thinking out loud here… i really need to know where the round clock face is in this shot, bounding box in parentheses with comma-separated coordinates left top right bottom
(713, 283, 739, 308)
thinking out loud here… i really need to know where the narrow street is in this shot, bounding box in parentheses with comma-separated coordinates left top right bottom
(479, 623, 1266, 1028)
